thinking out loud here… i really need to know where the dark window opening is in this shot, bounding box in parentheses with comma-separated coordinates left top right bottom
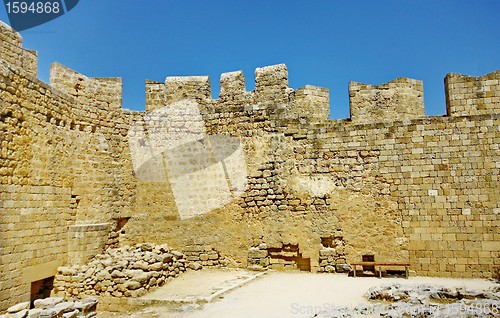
(362, 254, 375, 274)
(31, 276, 54, 307)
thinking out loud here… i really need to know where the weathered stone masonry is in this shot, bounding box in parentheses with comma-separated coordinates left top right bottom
(0, 20, 499, 312)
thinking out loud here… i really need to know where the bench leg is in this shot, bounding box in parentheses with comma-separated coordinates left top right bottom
(353, 265, 356, 277)
(405, 266, 409, 279)
(379, 265, 382, 278)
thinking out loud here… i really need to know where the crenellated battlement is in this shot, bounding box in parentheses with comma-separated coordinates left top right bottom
(349, 77, 424, 124)
(50, 62, 123, 109)
(254, 63, 290, 103)
(1, 19, 500, 125)
(145, 63, 329, 122)
(142, 64, 499, 126)
(2, 20, 500, 312)
(0, 20, 37, 76)
(164, 75, 211, 106)
(219, 70, 246, 99)
(445, 70, 500, 117)
(146, 63, 293, 109)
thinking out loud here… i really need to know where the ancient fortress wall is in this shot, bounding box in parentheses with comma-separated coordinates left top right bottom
(0, 22, 138, 310)
(0, 21, 499, 312)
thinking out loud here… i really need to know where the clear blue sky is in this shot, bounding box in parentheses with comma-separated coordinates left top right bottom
(1, 0, 499, 119)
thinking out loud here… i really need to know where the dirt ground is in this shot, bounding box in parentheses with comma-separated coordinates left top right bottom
(97, 270, 499, 318)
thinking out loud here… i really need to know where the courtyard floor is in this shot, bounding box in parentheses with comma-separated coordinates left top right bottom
(97, 269, 498, 318)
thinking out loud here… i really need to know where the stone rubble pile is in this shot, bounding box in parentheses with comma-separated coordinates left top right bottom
(53, 243, 198, 299)
(313, 283, 500, 318)
(0, 297, 97, 318)
(365, 283, 500, 303)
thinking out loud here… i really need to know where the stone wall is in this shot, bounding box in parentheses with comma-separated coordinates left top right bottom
(1, 18, 500, 313)
(0, 24, 136, 311)
(145, 63, 328, 122)
(50, 62, 123, 109)
(277, 113, 500, 278)
(1, 297, 98, 318)
(145, 80, 165, 111)
(21, 49, 36, 78)
(349, 77, 425, 124)
(134, 67, 499, 279)
(0, 21, 37, 76)
(445, 70, 500, 117)
(53, 243, 190, 300)
(68, 224, 111, 266)
(290, 85, 330, 122)
(182, 243, 223, 267)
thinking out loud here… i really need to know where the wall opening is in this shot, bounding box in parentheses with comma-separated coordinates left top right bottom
(268, 244, 310, 271)
(116, 217, 130, 234)
(30, 276, 54, 307)
(107, 217, 131, 248)
(362, 254, 375, 275)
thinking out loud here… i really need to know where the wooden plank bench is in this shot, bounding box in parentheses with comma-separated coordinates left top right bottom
(350, 262, 410, 279)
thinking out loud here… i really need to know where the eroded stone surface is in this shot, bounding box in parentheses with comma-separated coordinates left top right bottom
(1, 16, 500, 314)
(52, 244, 194, 300)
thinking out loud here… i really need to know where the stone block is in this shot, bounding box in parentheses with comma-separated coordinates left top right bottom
(26, 309, 42, 318)
(7, 302, 29, 313)
(189, 262, 202, 270)
(248, 248, 267, 258)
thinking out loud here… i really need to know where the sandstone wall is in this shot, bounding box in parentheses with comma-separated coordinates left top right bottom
(145, 64, 329, 122)
(129, 66, 499, 278)
(349, 77, 425, 124)
(445, 70, 500, 117)
(0, 25, 135, 310)
(278, 114, 500, 278)
(50, 62, 123, 110)
(68, 223, 111, 266)
(145, 80, 164, 111)
(0, 18, 499, 313)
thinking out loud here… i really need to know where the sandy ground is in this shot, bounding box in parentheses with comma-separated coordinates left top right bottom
(141, 268, 260, 302)
(98, 270, 499, 318)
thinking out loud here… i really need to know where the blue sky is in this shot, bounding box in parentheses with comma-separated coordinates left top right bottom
(1, 0, 499, 119)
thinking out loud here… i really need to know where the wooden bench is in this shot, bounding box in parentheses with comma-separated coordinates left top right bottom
(350, 262, 410, 279)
